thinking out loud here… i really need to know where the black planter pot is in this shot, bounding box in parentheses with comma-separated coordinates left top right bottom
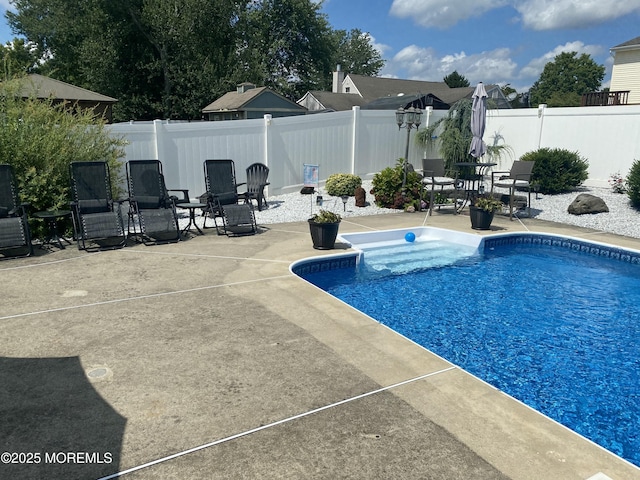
(469, 206, 494, 230)
(308, 220, 340, 249)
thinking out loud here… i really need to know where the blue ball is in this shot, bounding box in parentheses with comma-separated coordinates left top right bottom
(405, 232, 416, 243)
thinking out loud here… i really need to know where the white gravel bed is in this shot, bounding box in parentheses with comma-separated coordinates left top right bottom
(528, 186, 640, 239)
(176, 181, 640, 240)
(175, 180, 400, 231)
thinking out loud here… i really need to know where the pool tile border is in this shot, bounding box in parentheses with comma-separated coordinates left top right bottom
(291, 254, 358, 276)
(292, 233, 640, 278)
(483, 234, 640, 265)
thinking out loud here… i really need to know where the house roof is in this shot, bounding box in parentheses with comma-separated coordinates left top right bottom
(202, 86, 305, 113)
(302, 91, 369, 111)
(345, 74, 446, 103)
(19, 74, 117, 102)
(203, 86, 269, 112)
(611, 36, 640, 51)
(345, 74, 508, 108)
(361, 93, 450, 110)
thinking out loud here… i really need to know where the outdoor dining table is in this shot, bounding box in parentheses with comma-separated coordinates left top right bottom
(453, 161, 497, 211)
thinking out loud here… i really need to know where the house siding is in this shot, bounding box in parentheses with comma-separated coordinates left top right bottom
(610, 49, 640, 104)
(341, 77, 361, 97)
(298, 93, 324, 111)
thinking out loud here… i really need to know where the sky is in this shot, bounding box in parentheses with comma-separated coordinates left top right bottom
(0, 0, 638, 93)
(319, 0, 640, 92)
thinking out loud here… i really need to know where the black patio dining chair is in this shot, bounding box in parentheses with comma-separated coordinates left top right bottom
(421, 158, 458, 216)
(491, 160, 535, 220)
(203, 159, 257, 236)
(69, 161, 127, 251)
(0, 164, 33, 258)
(126, 160, 180, 244)
(240, 162, 270, 211)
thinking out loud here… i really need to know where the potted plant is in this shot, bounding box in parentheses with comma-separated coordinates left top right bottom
(469, 196, 503, 230)
(308, 209, 342, 249)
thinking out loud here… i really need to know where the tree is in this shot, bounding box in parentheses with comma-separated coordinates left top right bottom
(234, 0, 335, 100)
(331, 28, 385, 77)
(0, 76, 126, 237)
(7, 0, 245, 121)
(529, 52, 605, 107)
(8, 0, 341, 118)
(0, 39, 41, 75)
(443, 70, 469, 88)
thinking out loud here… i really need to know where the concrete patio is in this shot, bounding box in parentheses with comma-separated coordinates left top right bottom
(1, 211, 639, 480)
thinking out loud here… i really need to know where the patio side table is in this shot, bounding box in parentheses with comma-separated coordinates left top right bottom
(176, 202, 207, 236)
(34, 210, 72, 249)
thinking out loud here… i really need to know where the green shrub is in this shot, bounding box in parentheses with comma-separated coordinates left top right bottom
(626, 160, 640, 208)
(371, 159, 423, 210)
(520, 147, 588, 194)
(0, 76, 127, 237)
(325, 173, 362, 196)
(309, 209, 341, 223)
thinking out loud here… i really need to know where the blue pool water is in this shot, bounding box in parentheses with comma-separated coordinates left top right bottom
(297, 235, 640, 467)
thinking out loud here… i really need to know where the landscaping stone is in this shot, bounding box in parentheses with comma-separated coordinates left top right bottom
(567, 193, 609, 215)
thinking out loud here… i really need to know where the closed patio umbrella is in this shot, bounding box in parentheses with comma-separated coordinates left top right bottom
(469, 82, 488, 158)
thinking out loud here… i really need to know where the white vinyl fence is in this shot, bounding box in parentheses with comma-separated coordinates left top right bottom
(108, 104, 640, 199)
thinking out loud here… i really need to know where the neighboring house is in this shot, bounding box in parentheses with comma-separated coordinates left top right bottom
(17, 74, 117, 123)
(202, 83, 307, 121)
(609, 36, 640, 104)
(297, 91, 368, 113)
(297, 67, 511, 112)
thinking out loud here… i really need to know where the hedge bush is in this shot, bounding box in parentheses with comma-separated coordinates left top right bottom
(626, 160, 640, 208)
(325, 173, 362, 196)
(371, 159, 423, 210)
(0, 76, 127, 237)
(520, 147, 589, 194)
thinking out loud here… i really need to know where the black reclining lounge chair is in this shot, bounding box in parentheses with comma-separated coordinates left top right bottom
(69, 161, 127, 251)
(126, 160, 180, 244)
(0, 164, 33, 258)
(203, 159, 257, 236)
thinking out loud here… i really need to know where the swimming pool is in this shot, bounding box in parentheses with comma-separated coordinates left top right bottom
(291, 227, 640, 468)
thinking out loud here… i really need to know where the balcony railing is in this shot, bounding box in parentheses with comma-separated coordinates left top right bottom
(581, 91, 630, 106)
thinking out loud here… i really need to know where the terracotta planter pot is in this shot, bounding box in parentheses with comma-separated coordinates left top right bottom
(308, 220, 340, 249)
(469, 206, 494, 230)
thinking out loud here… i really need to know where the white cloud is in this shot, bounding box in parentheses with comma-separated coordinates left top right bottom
(516, 0, 640, 30)
(390, 0, 640, 30)
(385, 44, 518, 86)
(0, 1, 13, 10)
(367, 34, 391, 57)
(519, 41, 604, 80)
(390, 0, 508, 28)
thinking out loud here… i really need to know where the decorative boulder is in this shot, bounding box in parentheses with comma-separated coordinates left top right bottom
(567, 193, 609, 215)
(354, 186, 366, 207)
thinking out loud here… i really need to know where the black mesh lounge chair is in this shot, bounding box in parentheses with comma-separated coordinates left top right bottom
(126, 160, 180, 244)
(240, 162, 270, 211)
(69, 161, 126, 251)
(203, 159, 257, 236)
(0, 164, 33, 258)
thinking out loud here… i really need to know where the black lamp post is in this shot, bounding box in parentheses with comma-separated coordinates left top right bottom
(395, 106, 422, 192)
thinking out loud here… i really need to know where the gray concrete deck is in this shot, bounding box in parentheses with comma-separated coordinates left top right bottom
(1, 211, 639, 480)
